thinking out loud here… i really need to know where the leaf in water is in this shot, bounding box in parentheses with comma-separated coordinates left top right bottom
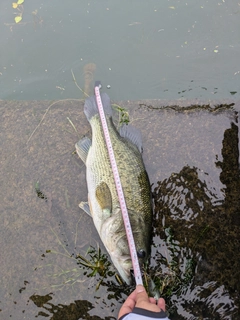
(15, 16, 22, 23)
(17, 0, 24, 4)
(12, 2, 18, 8)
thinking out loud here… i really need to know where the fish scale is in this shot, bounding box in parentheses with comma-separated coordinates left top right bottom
(89, 116, 146, 211)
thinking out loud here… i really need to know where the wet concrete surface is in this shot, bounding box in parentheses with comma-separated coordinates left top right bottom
(0, 98, 239, 319)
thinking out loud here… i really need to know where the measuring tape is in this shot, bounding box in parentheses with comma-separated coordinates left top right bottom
(94, 81, 143, 286)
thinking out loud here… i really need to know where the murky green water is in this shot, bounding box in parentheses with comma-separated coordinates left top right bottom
(0, 0, 239, 100)
(0, 98, 239, 319)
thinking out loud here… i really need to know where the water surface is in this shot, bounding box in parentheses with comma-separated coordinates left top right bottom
(0, 0, 239, 100)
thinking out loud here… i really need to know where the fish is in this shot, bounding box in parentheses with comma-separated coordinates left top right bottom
(75, 92, 153, 285)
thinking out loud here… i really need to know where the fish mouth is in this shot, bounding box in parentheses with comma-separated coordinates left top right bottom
(111, 255, 133, 285)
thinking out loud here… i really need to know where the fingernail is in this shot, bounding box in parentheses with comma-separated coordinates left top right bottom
(136, 285, 145, 293)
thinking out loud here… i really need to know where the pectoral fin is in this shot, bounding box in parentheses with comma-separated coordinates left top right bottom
(95, 182, 112, 215)
(75, 137, 92, 164)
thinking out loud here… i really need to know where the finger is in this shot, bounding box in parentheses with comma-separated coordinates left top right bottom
(135, 285, 149, 307)
(157, 298, 166, 312)
(135, 285, 163, 312)
(118, 290, 137, 319)
(149, 297, 157, 304)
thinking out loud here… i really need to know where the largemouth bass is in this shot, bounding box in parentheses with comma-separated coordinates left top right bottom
(75, 93, 153, 284)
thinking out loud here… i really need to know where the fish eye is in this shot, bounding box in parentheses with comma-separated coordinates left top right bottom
(137, 249, 146, 259)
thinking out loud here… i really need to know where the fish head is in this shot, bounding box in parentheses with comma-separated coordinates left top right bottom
(100, 213, 133, 284)
(100, 209, 151, 285)
(121, 210, 151, 283)
(111, 246, 149, 285)
(110, 233, 150, 285)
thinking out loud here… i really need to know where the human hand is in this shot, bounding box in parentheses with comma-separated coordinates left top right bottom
(118, 285, 166, 319)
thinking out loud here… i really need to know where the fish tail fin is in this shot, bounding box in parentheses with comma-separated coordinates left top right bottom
(84, 92, 112, 121)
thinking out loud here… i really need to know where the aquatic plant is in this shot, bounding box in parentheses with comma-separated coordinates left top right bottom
(4, 0, 43, 30)
(112, 104, 130, 126)
(12, 0, 24, 24)
(147, 227, 196, 300)
(76, 245, 115, 290)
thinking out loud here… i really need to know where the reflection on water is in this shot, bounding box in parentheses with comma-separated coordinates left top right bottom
(83, 63, 96, 98)
(153, 121, 240, 319)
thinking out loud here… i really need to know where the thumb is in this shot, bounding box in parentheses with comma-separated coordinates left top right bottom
(135, 285, 149, 306)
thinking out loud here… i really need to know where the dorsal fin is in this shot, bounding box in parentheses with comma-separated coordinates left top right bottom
(119, 123, 143, 153)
